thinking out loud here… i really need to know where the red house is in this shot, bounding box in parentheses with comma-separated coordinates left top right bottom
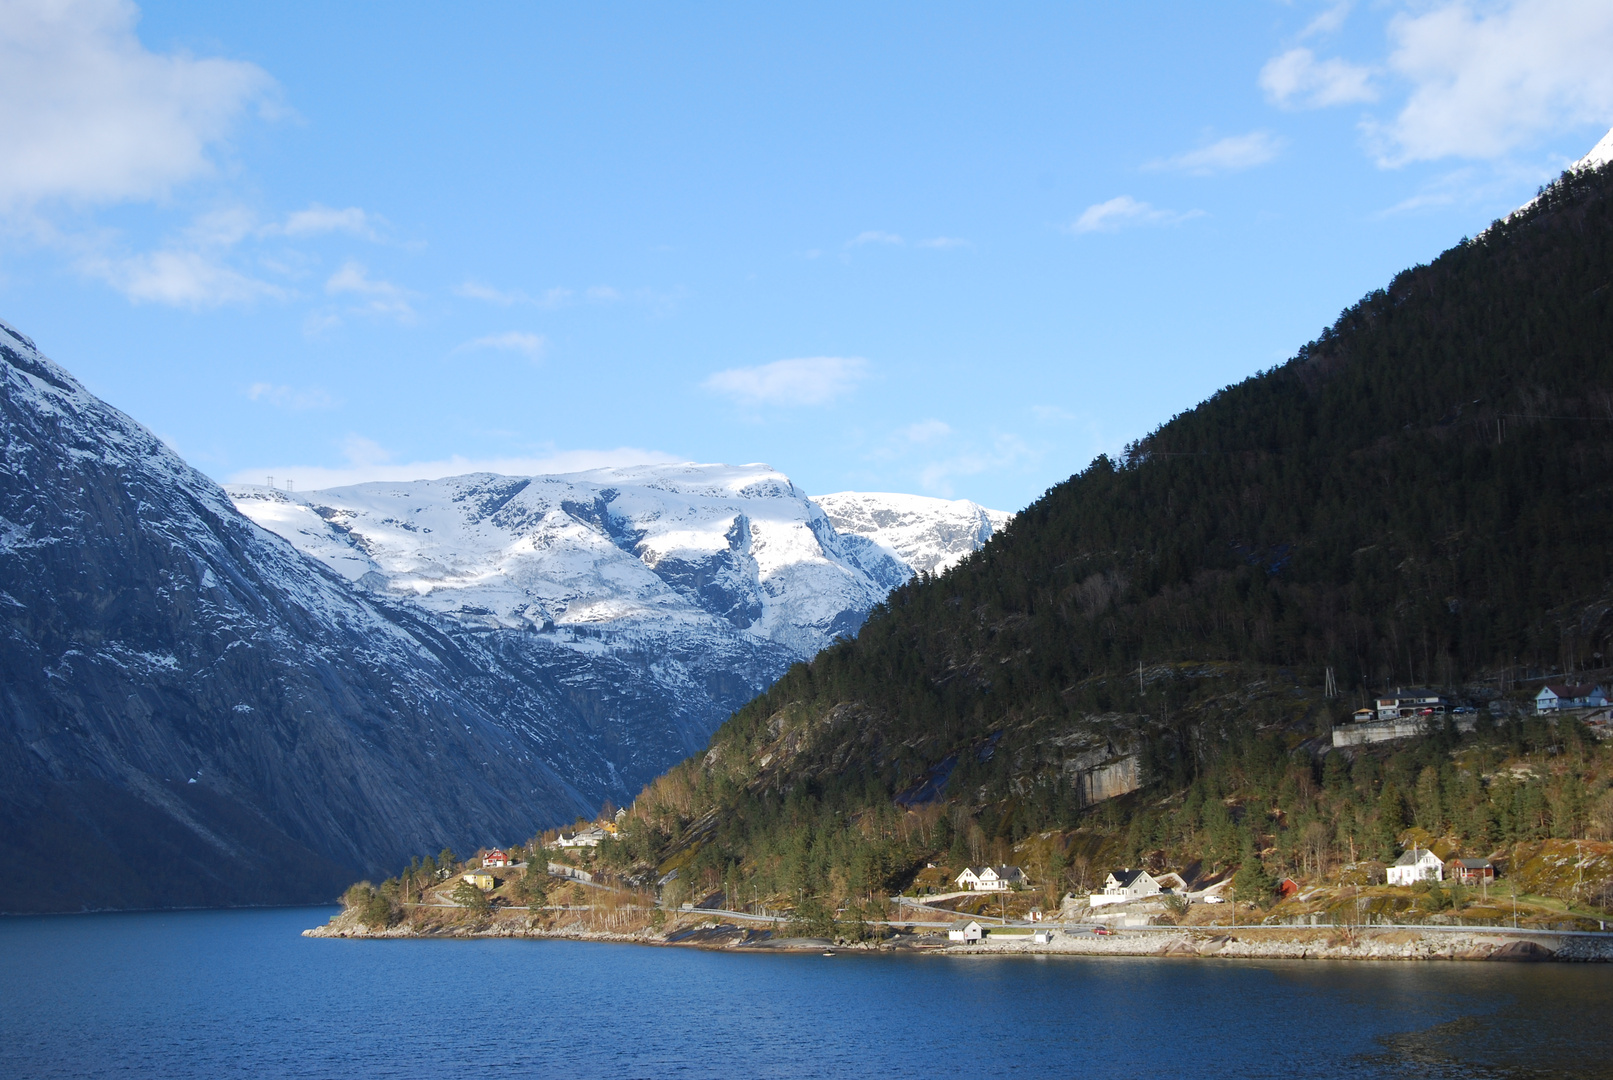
(482, 848, 509, 868)
(1451, 858, 1494, 885)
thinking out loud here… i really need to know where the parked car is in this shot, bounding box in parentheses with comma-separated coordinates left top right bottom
(1092, 927, 1116, 936)
(1202, 895, 1225, 904)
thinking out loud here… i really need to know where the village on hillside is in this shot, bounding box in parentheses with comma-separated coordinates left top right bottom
(321, 673, 1613, 955)
(330, 804, 1611, 953)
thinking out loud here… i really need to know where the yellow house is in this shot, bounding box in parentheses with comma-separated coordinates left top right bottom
(462, 869, 496, 890)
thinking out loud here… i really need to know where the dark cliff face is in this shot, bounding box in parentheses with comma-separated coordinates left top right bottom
(0, 321, 607, 912)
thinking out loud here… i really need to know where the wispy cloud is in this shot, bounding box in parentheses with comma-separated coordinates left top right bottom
(1030, 404, 1078, 424)
(455, 331, 547, 360)
(83, 249, 286, 308)
(325, 260, 414, 320)
(226, 443, 684, 490)
(274, 204, 382, 239)
(899, 419, 953, 443)
(916, 236, 971, 249)
(1260, 48, 1376, 109)
(847, 230, 904, 247)
(246, 382, 337, 410)
(1147, 131, 1284, 175)
(1300, 0, 1353, 39)
(703, 356, 868, 407)
(918, 434, 1034, 498)
(0, 0, 275, 212)
(1066, 196, 1204, 234)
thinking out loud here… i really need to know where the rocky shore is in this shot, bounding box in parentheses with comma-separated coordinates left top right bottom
(304, 909, 1613, 961)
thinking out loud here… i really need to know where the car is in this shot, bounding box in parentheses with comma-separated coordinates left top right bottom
(1092, 927, 1116, 935)
(1202, 895, 1225, 904)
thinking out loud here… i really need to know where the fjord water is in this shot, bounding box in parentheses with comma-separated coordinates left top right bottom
(2, 909, 1609, 1079)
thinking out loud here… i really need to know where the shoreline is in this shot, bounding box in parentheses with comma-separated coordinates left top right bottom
(303, 911, 1613, 962)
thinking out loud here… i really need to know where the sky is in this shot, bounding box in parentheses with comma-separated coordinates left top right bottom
(2, 1, 1612, 512)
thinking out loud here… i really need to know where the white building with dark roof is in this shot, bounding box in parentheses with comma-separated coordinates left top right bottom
(955, 865, 1026, 892)
(1090, 868, 1161, 908)
(1387, 847, 1444, 885)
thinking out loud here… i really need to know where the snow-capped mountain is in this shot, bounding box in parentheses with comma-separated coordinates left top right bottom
(811, 491, 1012, 577)
(226, 470, 1008, 793)
(228, 465, 917, 661)
(1575, 125, 1613, 172)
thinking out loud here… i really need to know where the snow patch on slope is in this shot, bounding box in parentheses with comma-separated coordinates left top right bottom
(812, 491, 1011, 576)
(229, 464, 942, 661)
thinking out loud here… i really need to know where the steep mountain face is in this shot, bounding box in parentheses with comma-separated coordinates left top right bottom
(0, 324, 625, 912)
(811, 491, 1011, 577)
(609, 159, 1613, 909)
(0, 317, 1006, 912)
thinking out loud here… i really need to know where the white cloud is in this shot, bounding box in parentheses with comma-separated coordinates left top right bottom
(1371, 0, 1613, 164)
(916, 236, 971, 249)
(246, 382, 336, 410)
(226, 444, 683, 490)
(83, 248, 285, 307)
(900, 419, 952, 443)
(1066, 196, 1204, 234)
(455, 331, 546, 360)
(585, 285, 621, 302)
(1300, 0, 1353, 39)
(0, 0, 274, 211)
(847, 230, 904, 247)
(917, 434, 1034, 498)
(1147, 131, 1284, 175)
(455, 280, 521, 304)
(703, 356, 868, 407)
(275, 204, 381, 239)
(1260, 48, 1377, 109)
(325, 260, 413, 320)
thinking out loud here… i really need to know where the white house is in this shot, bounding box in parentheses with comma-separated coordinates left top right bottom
(555, 826, 606, 848)
(947, 919, 985, 942)
(1536, 683, 1610, 713)
(1375, 691, 1448, 721)
(955, 865, 1027, 892)
(1386, 846, 1445, 885)
(1090, 868, 1161, 908)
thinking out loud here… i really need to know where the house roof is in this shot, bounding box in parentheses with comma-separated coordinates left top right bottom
(949, 919, 982, 930)
(1540, 683, 1604, 698)
(1393, 848, 1440, 866)
(1109, 868, 1149, 887)
(1455, 858, 1493, 869)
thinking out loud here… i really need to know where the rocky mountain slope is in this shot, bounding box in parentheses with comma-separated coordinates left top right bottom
(0, 319, 645, 911)
(0, 317, 1006, 912)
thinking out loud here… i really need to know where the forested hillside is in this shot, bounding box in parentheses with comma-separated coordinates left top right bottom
(599, 162, 1613, 921)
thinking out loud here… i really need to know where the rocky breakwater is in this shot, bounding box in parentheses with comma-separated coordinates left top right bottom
(951, 926, 1613, 962)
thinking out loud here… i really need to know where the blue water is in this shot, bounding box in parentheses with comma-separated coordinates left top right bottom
(2, 908, 1610, 1079)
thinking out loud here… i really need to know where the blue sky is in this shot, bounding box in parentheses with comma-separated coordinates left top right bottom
(2, 1, 1611, 511)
